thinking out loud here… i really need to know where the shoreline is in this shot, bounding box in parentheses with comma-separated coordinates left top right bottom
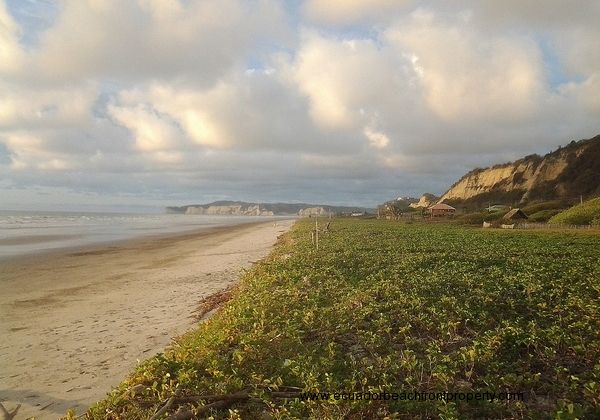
(0, 219, 295, 419)
(0, 218, 283, 265)
(0, 215, 294, 262)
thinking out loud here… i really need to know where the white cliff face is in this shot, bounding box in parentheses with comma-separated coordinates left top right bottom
(185, 205, 274, 216)
(184, 206, 205, 215)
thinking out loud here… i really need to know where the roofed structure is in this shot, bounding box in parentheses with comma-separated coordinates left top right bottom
(503, 208, 528, 221)
(428, 203, 456, 217)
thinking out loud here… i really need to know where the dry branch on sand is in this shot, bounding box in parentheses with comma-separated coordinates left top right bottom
(0, 403, 20, 420)
(191, 284, 237, 320)
(144, 387, 303, 420)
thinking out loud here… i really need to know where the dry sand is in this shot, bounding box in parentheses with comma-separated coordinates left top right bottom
(0, 219, 295, 419)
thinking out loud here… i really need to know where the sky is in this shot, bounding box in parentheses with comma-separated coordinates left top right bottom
(0, 0, 599, 212)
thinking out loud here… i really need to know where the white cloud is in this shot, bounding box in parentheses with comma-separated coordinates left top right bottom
(0, 0, 24, 74)
(3, 132, 77, 171)
(0, 82, 97, 129)
(385, 11, 545, 122)
(303, 0, 412, 25)
(11, 0, 291, 85)
(0, 0, 599, 209)
(108, 104, 184, 164)
(364, 127, 390, 149)
(287, 30, 416, 133)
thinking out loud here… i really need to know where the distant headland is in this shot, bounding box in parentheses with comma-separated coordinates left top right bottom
(166, 201, 374, 217)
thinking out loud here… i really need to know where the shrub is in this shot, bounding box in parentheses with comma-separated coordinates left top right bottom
(483, 210, 509, 222)
(522, 200, 570, 214)
(455, 212, 485, 225)
(528, 209, 562, 223)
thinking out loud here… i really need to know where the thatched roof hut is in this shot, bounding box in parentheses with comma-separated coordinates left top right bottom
(503, 208, 528, 221)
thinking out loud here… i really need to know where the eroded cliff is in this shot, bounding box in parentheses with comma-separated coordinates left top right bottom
(440, 135, 600, 205)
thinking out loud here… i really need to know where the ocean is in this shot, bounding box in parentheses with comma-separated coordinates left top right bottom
(0, 211, 275, 259)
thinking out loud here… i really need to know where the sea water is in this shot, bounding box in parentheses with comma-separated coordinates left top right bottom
(0, 211, 274, 259)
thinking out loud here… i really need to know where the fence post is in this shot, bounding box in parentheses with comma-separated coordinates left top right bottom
(315, 217, 319, 250)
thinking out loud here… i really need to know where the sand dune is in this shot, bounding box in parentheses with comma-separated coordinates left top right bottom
(0, 220, 294, 419)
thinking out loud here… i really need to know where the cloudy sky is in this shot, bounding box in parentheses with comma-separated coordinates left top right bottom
(1, 0, 599, 211)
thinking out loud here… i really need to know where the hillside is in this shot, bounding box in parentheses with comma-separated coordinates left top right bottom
(166, 201, 373, 216)
(440, 134, 600, 207)
(549, 197, 600, 225)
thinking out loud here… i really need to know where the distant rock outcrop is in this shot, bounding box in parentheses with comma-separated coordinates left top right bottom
(409, 193, 439, 209)
(184, 205, 274, 216)
(167, 201, 372, 216)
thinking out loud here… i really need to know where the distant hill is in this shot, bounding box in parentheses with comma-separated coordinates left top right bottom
(440, 134, 600, 208)
(166, 201, 374, 216)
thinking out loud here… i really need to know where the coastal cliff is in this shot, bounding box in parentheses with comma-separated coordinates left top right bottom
(167, 201, 373, 216)
(185, 205, 274, 216)
(409, 193, 439, 209)
(440, 134, 600, 205)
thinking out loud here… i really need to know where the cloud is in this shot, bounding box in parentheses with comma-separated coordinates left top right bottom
(364, 127, 390, 149)
(0, 0, 24, 74)
(108, 103, 185, 166)
(0, 82, 97, 130)
(286, 30, 418, 153)
(10, 0, 291, 85)
(385, 10, 545, 122)
(303, 0, 413, 25)
(0, 0, 599, 210)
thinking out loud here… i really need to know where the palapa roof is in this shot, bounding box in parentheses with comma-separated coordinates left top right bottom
(428, 203, 456, 210)
(503, 208, 528, 220)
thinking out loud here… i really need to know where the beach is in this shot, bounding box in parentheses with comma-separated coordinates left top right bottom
(0, 219, 295, 419)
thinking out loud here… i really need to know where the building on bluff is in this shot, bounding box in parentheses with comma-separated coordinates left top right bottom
(427, 203, 456, 217)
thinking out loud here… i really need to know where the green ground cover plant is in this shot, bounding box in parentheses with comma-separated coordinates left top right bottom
(86, 220, 600, 419)
(549, 197, 600, 225)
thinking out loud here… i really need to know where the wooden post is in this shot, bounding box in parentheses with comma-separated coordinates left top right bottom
(315, 216, 319, 250)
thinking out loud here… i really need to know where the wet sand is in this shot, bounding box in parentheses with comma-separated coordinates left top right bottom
(0, 219, 295, 419)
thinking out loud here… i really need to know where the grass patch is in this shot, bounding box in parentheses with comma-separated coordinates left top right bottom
(528, 209, 562, 223)
(522, 200, 571, 215)
(86, 220, 600, 419)
(549, 197, 600, 225)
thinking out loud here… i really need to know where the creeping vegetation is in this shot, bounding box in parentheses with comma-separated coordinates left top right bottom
(88, 220, 600, 419)
(549, 197, 600, 226)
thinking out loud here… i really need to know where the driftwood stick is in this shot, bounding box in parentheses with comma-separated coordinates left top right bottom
(165, 409, 194, 420)
(152, 387, 302, 419)
(0, 403, 20, 420)
(256, 384, 303, 391)
(149, 393, 177, 420)
(174, 391, 249, 404)
(163, 390, 250, 419)
(165, 399, 236, 420)
(0, 404, 8, 420)
(270, 391, 301, 399)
